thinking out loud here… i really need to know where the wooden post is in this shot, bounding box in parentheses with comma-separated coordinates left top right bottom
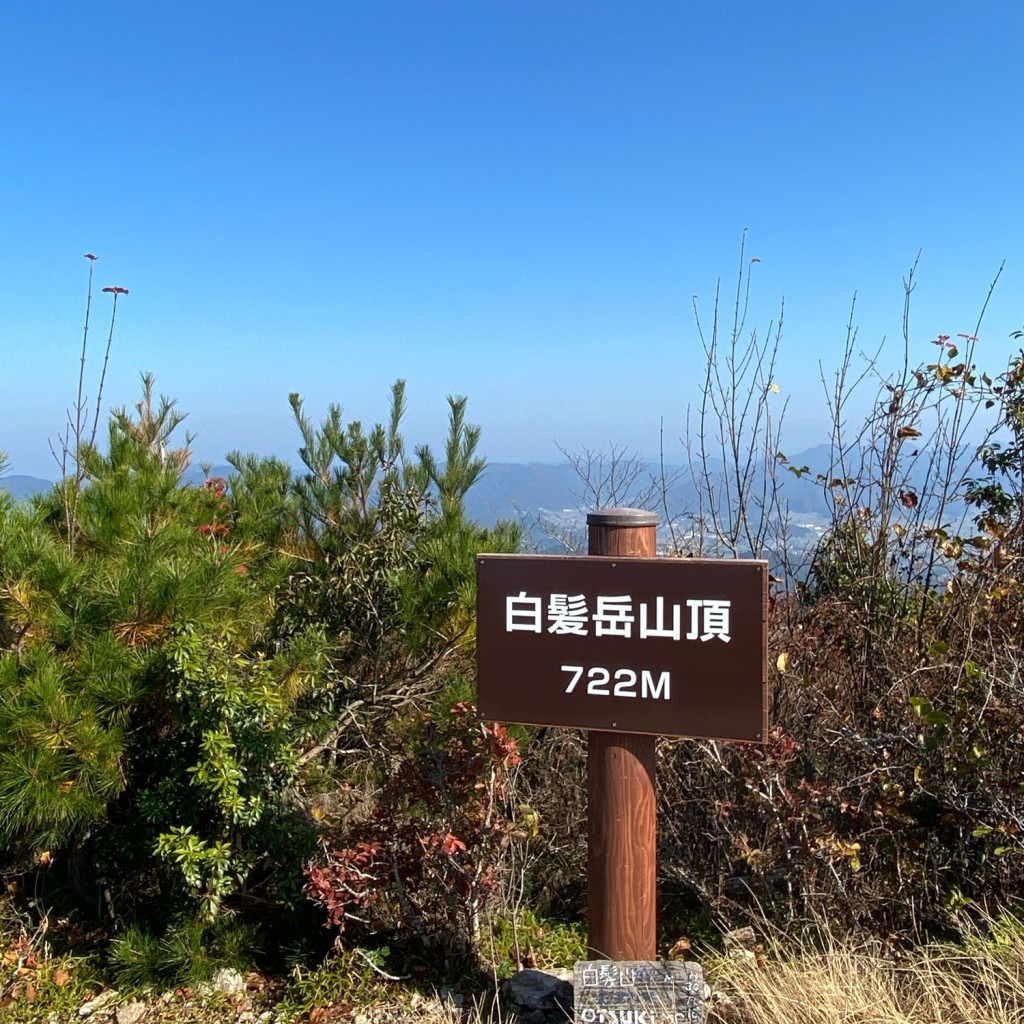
(586, 508, 659, 960)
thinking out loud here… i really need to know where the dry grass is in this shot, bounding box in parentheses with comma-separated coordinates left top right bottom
(6, 885, 1024, 1023)
(707, 913, 1024, 1024)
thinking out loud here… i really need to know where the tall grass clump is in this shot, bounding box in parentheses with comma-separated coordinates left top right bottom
(708, 910, 1024, 1023)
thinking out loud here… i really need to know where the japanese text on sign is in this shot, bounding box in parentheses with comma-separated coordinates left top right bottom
(574, 960, 708, 1024)
(579, 962, 702, 992)
(476, 553, 768, 741)
(506, 592, 731, 643)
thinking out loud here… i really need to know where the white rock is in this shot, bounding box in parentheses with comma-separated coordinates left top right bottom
(115, 1001, 147, 1024)
(724, 926, 756, 951)
(198, 966, 248, 997)
(78, 990, 119, 1017)
(439, 986, 464, 1007)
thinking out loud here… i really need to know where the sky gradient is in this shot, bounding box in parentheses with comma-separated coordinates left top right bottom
(2, 1, 1023, 478)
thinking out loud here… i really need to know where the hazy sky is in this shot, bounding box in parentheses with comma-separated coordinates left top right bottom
(2, 2, 1022, 478)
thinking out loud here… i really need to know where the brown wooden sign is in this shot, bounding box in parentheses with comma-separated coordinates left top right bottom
(476, 554, 767, 742)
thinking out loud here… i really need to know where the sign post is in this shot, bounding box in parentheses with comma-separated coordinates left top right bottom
(586, 509, 658, 960)
(476, 505, 768, 980)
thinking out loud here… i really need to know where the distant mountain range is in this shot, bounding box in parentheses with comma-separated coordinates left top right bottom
(1, 446, 839, 526)
(461, 447, 837, 526)
(4, 444, 979, 571)
(0, 474, 54, 500)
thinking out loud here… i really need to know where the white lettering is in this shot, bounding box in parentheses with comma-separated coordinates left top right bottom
(547, 593, 589, 635)
(587, 666, 611, 696)
(506, 591, 542, 633)
(613, 668, 637, 697)
(593, 595, 635, 637)
(642, 669, 671, 700)
(686, 598, 732, 642)
(562, 665, 670, 700)
(510, 591, 742, 644)
(562, 664, 584, 693)
(640, 596, 681, 640)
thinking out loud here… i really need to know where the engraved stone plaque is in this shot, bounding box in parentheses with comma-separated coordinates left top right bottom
(573, 960, 707, 1024)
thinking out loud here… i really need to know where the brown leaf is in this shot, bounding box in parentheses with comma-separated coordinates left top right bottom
(53, 968, 70, 988)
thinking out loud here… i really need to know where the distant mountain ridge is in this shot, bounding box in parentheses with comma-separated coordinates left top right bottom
(1, 448, 841, 524)
(0, 474, 53, 500)
(0, 465, 238, 501)
(463, 452, 837, 527)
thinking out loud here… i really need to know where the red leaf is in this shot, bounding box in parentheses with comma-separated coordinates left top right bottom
(441, 833, 467, 856)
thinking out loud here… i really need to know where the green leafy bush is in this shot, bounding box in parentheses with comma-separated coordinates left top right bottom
(1, 365, 522, 985)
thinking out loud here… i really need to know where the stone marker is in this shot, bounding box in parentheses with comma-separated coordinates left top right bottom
(573, 961, 707, 1024)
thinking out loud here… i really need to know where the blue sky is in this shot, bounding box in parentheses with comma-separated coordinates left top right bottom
(2, 1, 1022, 478)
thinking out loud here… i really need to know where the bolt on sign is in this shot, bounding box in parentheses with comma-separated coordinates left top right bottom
(476, 554, 767, 742)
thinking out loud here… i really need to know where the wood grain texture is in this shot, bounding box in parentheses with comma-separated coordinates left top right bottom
(586, 508, 659, 959)
(586, 509, 658, 558)
(586, 730, 657, 959)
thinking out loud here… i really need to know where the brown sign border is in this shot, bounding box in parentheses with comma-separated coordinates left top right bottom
(476, 554, 768, 743)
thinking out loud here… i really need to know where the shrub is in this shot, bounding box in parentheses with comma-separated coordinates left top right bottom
(304, 702, 526, 962)
(519, 258, 1024, 947)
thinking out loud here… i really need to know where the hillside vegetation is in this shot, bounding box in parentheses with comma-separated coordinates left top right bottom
(3, 257, 1024, 1021)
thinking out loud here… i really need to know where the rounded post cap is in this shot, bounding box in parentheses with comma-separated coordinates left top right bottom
(586, 507, 660, 528)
